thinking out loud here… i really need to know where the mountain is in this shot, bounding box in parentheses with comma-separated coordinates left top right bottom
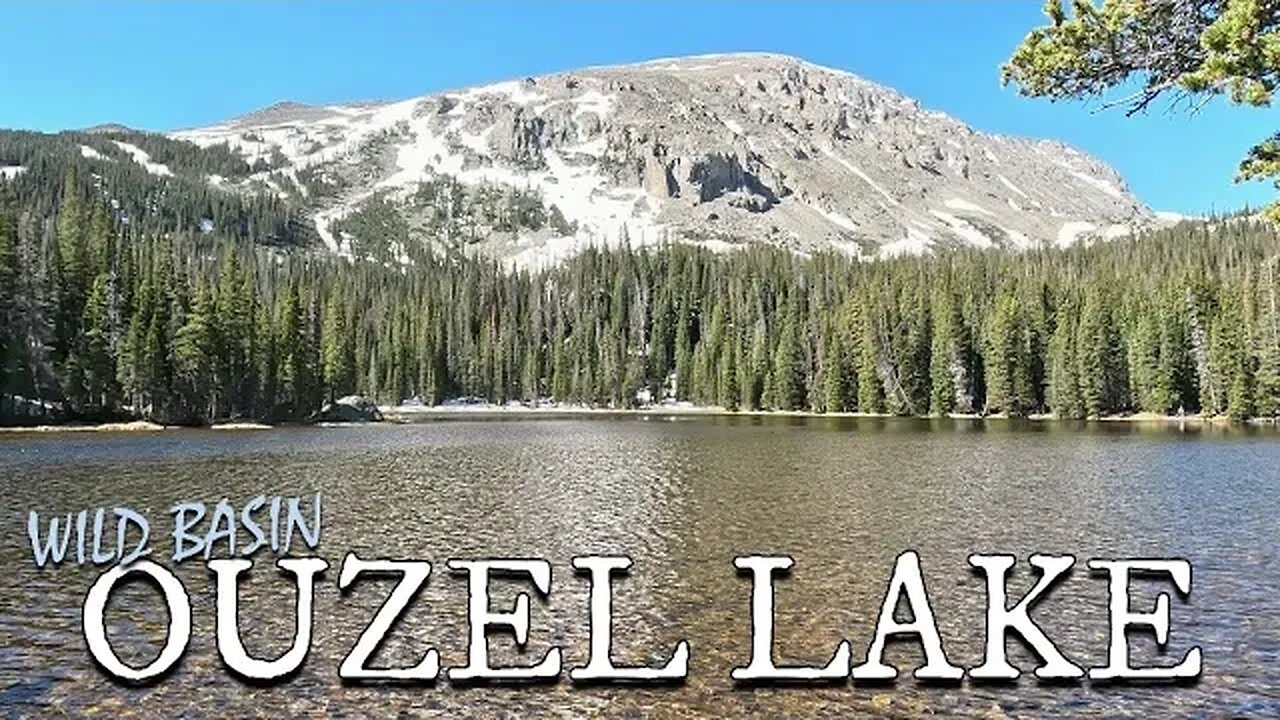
(166, 53, 1154, 266)
(5, 55, 1278, 427)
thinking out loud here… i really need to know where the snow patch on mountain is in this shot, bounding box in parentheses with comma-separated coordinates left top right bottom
(570, 89, 616, 118)
(111, 141, 173, 177)
(1071, 170, 1125, 200)
(314, 206, 348, 254)
(459, 80, 548, 106)
(80, 145, 110, 161)
(1004, 228, 1034, 250)
(996, 174, 1029, 200)
(880, 225, 934, 258)
(944, 198, 996, 217)
(809, 201, 859, 234)
(1154, 210, 1201, 223)
(1057, 221, 1098, 247)
(564, 136, 607, 157)
(930, 210, 995, 249)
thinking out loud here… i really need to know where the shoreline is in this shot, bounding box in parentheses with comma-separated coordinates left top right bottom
(0, 420, 275, 434)
(381, 405, 1276, 426)
(4, 406, 1273, 434)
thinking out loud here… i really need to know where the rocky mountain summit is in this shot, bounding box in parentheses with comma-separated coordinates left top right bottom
(172, 53, 1154, 265)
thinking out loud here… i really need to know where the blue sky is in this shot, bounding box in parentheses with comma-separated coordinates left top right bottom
(0, 1, 1273, 214)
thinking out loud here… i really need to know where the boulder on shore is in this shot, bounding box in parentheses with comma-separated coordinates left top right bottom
(312, 396, 383, 423)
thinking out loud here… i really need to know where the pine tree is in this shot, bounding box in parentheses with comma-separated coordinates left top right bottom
(321, 291, 355, 401)
(1256, 257, 1280, 418)
(649, 289, 672, 393)
(929, 290, 961, 416)
(1256, 334, 1280, 418)
(743, 319, 768, 411)
(1210, 292, 1255, 420)
(80, 274, 118, 416)
(278, 283, 308, 418)
(118, 279, 149, 413)
(897, 288, 932, 413)
(821, 329, 847, 413)
(143, 248, 176, 419)
(854, 297, 883, 414)
(986, 290, 1034, 416)
(770, 306, 803, 410)
(174, 281, 215, 422)
(1130, 302, 1165, 413)
(87, 201, 113, 279)
(1077, 284, 1129, 417)
(718, 330, 739, 411)
(551, 332, 570, 402)
(54, 171, 90, 362)
(1157, 295, 1197, 415)
(255, 304, 279, 415)
(0, 199, 16, 411)
(673, 295, 693, 401)
(214, 252, 253, 416)
(1048, 298, 1085, 419)
(142, 309, 171, 418)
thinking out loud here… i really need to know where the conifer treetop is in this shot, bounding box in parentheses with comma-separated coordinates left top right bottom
(1003, 0, 1280, 218)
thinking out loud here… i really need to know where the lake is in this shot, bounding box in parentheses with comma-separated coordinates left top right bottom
(1, 417, 1277, 718)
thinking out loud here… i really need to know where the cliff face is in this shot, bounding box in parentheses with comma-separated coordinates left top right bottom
(172, 53, 1153, 266)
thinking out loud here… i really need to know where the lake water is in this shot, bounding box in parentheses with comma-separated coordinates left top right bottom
(1, 417, 1277, 718)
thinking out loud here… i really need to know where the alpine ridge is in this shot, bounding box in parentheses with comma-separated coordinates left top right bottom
(170, 53, 1154, 266)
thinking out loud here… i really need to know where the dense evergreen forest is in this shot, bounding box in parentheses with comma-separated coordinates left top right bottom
(1, 165, 1279, 425)
(0, 129, 314, 248)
